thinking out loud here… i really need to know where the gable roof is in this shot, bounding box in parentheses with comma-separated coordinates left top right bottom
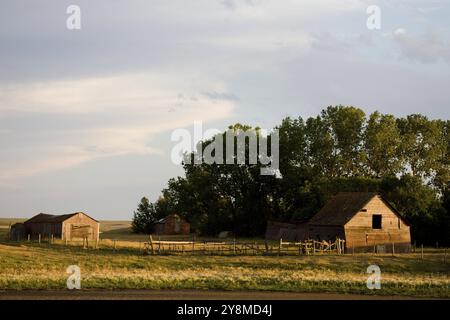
(24, 212, 98, 224)
(156, 214, 186, 224)
(308, 192, 389, 226)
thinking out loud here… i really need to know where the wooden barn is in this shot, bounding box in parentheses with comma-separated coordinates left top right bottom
(14, 212, 100, 241)
(154, 214, 190, 235)
(309, 192, 411, 252)
(265, 192, 411, 253)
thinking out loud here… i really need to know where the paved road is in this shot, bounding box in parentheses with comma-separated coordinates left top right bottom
(0, 290, 427, 300)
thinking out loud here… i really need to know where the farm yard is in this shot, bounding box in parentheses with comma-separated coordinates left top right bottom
(0, 218, 449, 298)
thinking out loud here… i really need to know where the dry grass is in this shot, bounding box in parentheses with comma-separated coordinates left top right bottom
(0, 218, 448, 297)
(0, 242, 448, 297)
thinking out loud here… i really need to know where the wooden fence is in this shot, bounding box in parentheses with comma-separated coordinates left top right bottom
(143, 236, 346, 256)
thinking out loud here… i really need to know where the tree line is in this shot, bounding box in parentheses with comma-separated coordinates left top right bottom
(132, 106, 450, 245)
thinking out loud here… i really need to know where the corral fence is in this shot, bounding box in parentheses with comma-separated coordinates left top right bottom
(4, 232, 345, 255)
(143, 236, 346, 256)
(5, 232, 448, 260)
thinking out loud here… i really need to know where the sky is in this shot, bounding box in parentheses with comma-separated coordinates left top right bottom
(1, 0, 450, 219)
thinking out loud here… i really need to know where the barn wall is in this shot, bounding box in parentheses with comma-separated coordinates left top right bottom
(344, 196, 411, 252)
(155, 215, 190, 235)
(24, 222, 63, 239)
(63, 213, 99, 241)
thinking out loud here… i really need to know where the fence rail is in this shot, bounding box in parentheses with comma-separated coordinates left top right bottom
(6, 233, 446, 260)
(143, 236, 346, 256)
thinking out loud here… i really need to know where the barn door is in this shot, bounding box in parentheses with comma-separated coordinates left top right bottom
(174, 221, 181, 233)
(70, 224, 93, 239)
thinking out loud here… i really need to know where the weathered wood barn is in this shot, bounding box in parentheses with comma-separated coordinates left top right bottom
(11, 212, 100, 241)
(154, 214, 190, 235)
(266, 192, 411, 253)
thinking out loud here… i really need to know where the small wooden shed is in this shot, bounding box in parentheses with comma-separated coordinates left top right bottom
(10, 223, 26, 241)
(154, 214, 190, 235)
(21, 212, 100, 241)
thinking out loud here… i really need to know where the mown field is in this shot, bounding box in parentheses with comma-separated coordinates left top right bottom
(0, 218, 449, 298)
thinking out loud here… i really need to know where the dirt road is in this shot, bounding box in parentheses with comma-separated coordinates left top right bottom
(0, 289, 427, 300)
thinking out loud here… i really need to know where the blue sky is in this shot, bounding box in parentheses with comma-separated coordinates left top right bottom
(1, 0, 450, 219)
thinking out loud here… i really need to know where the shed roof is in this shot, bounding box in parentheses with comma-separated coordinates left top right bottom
(156, 214, 185, 224)
(308, 192, 392, 226)
(24, 212, 98, 224)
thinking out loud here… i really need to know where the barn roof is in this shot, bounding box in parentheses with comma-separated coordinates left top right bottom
(308, 192, 385, 226)
(24, 212, 98, 224)
(156, 214, 185, 224)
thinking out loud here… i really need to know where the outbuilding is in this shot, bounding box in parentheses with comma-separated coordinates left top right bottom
(154, 214, 190, 235)
(16, 212, 100, 241)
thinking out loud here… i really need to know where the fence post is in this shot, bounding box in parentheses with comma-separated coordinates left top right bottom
(278, 238, 282, 255)
(113, 239, 116, 251)
(421, 244, 424, 260)
(233, 238, 236, 255)
(149, 235, 155, 255)
(27, 234, 30, 242)
(38, 234, 41, 244)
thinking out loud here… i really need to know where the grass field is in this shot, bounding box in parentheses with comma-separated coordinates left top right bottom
(0, 218, 449, 298)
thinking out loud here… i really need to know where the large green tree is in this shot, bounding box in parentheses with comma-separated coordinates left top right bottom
(132, 106, 449, 245)
(364, 112, 402, 177)
(321, 106, 366, 176)
(131, 197, 158, 234)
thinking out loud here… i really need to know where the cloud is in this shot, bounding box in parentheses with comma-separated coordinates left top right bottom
(0, 72, 236, 183)
(1, 0, 450, 218)
(219, 0, 261, 10)
(391, 29, 450, 63)
(203, 91, 240, 101)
